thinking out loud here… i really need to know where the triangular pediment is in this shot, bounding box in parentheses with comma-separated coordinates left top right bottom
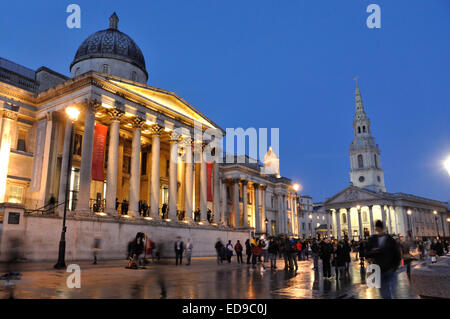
(96, 74, 223, 132)
(325, 185, 385, 206)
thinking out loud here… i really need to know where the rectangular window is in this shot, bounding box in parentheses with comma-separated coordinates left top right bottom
(17, 129, 27, 152)
(8, 185, 23, 204)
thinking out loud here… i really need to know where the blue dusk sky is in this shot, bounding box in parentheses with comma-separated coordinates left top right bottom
(0, 1, 449, 202)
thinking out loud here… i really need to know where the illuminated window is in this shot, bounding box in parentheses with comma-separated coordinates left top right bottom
(17, 129, 27, 152)
(8, 185, 23, 203)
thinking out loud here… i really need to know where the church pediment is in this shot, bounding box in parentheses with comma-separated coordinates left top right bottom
(325, 186, 384, 206)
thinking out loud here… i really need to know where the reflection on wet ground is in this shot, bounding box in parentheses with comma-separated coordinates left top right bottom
(0, 254, 418, 299)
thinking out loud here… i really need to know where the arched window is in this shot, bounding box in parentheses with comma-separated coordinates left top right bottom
(374, 154, 378, 168)
(363, 126, 366, 132)
(358, 127, 361, 134)
(358, 154, 364, 168)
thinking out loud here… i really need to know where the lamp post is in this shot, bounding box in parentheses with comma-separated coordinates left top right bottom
(54, 106, 79, 269)
(356, 205, 362, 240)
(433, 210, 440, 239)
(407, 209, 412, 238)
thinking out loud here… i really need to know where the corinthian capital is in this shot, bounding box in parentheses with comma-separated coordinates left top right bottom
(84, 98, 101, 113)
(131, 117, 145, 128)
(149, 124, 163, 136)
(107, 108, 125, 121)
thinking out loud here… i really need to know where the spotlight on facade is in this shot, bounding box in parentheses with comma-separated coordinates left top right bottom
(95, 212, 107, 217)
(65, 106, 80, 122)
(433, 210, 437, 215)
(447, 218, 450, 222)
(407, 210, 412, 215)
(444, 156, 450, 176)
(308, 214, 312, 219)
(164, 218, 172, 222)
(144, 217, 153, 221)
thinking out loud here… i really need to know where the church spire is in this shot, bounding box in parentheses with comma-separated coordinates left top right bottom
(354, 76, 366, 118)
(109, 13, 119, 30)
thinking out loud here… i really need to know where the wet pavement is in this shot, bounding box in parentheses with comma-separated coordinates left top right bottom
(0, 253, 419, 299)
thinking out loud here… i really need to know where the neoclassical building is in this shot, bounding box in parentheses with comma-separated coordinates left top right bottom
(0, 14, 297, 260)
(324, 81, 448, 240)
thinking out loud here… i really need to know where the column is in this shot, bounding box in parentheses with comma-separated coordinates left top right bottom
(150, 125, 162, 218)
(212, 157, 220, 223)
(358, 209, 363, 239)
(369, 205, 375, 235)
(128, 118, 143, 217)
(261, 185, 266, 234)
(184, 138, 193, 222)
(401, 207, 408, 237)
(254, 183, 260, 233)
(220, 179, 227, 225)
(37, 112, 53, 206)
(326, 210, 331, 239)
(347, 208, 352, 239)
(381, 205, 387, 230)
(105, 109, 123, 214)
(0, 111, 16, 202)
(168, 132, 179, 221)
(57, 118, 72, 216)
(336, 209, 342, 240)
(387, 207, 393, 234)
(277, 193, 283, 234)
(242, 180, 249, 227)
(199, 142, 207, 221)
(233, 179, 240, 227)
(77, 100, 97, 213)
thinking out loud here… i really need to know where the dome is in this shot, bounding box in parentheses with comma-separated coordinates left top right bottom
(70, 13, 148, 81)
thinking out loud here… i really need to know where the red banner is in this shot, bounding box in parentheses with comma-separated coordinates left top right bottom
(207, 162, 213, 202)
(91, 123, 108, 181)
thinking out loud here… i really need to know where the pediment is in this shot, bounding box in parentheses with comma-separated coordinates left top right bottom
(325, 186, 384, 205)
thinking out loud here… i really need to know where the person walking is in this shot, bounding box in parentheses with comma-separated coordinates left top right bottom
(311, 239, 319, 271)
(262, 237, 269, 263)
(268, 237, 279, 269)
(174, 236, 184, 266)
(400, 236, 413, 279)
(234, 240, 244, 264)
(289, 237, 298, 271)
(343, 239, 352, 274)
(215, 239, 225, 265)
(320, 237, 333, 279)
(366, 220, 402, 299)
(245, 239, 252, 264)
(185, 238, 193, 266)
(92, 235, 101, 265)
(334, 240, 346, 280)
(226, 240, 234, 263)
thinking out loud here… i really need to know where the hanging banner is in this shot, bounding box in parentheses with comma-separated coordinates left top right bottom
(91, 123, 108, 181)
(207, 162, 213, 202)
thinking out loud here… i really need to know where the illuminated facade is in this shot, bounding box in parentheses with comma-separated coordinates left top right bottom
(324, 82, 448, 240)
(0, 13, 294, 244)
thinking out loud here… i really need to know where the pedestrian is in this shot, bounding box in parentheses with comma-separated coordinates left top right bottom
(262, 237, 269, 263)
(127, 232, 145, 269)
(311, 239, 319, 270)
(245, 239, 252, 264)
(92, 235, 101, 265)
(185, 238, 193, 265)
(145, 236, 156, 263)
(174, 236, 184, 266)
(215, 239, 224, 264)
(226, 240, 234, 263)
(320, 237, 333, 279)
(162, 203, 168, 219)
(343, 239, 351, 273)
(359, 240, 367, 267)
(366, 220, 402, 299)
(234, 240, 243, 263)
(289, 237, 298, 271)
(296, 239, 302, 261)
(279, 235, 290, 270)
(334, 240, 346, 280)
(268, 237, 278, 269)
(400, 236, 413, 279)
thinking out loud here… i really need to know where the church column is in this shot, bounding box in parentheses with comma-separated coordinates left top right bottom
(335, 209, 342, 240)
(0, 110, 17, 202)
(242, 180, 249, 228)
(387, 206, 394, 234)
(369, 205, 375, 235)
(347, 208, 352, 239)
(261, 185, 267, 234)
(57, 118, 73, 216)
(381, 205, 387, 231)
(36, 112, 53, 207)
(184, 138, 193, 222)
(199, 142, 207, 222)
(77, 100, 98, 213)
(149, 125, 162, 219)
(168, 132, 180, 221)
(128, 118, 143, 217)
(233, 179, 240, 228)
(357, 209, 363, 239)
(254, 183, 260, 233)
(105, 109, 123, 214)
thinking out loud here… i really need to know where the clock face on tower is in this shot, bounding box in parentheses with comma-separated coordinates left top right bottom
(359, 176, 365, 182)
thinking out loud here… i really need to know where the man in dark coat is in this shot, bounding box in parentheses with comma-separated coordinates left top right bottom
(245, 239, 252, 264)
(215, 239, 224, 264)
(320, 237, 333, 279)
(366, 220, 401, 299)
(174, 236, 184, 266)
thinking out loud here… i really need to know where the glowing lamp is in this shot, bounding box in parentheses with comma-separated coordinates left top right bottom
(293, 183, 300, 192)
(433, 210, 437, 215)
(66, 106, 80, 122)
(444, 156, 450, 176)
(356, 205, 361, 211)
(407, 210, 412, 215)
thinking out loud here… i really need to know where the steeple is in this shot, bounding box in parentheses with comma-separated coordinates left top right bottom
(349, 78, 386, 192)
(109, 13, 119, 30)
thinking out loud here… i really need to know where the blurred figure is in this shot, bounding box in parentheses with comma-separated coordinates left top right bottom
(245, 239, 252, 264)
(320, 237, 333, 280)
(268, 237, 279, 269)
(400, 235, 413, 279)
(359, 239, 367, 267)
(343, 239, 352, 274)
(145, 236, 156, 263)
(92, 235, 101, 265)
(262, 236, 269, 263)
(234, 240, 243, 264)
(215, 238, 225, 264)
(174, 236, 184, 266)
(126, 232, 145, 269)
(311, 239, 319, 271)
(185, 238, 193, 265)
(225, 240, 234, 263)
(366, 220, 401, 299)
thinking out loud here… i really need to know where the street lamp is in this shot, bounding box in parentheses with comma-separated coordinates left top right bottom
(406, 209, 412, 238)
(433, 210, 440, 239)
(54, 106, 79, 269)
(264, 218, 268, 237)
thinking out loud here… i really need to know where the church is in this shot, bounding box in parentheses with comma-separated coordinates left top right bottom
(0, 14, 298, 261)
(323, 80, 448, 241)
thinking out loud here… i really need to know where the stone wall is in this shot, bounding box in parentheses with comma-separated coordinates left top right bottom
(0, 209, 251, 262)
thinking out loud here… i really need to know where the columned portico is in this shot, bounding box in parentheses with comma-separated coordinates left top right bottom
(168, 132, 180, 221)
(128, 118, 143, 217)
(57, 118, 73, 216)
(105, 108, 123, 214)
(184, 138, 193, 222)
(149, 125, 162, 218)
(233, 179, 240, 227)
(199, 142, 208, 222)
(77, 100, 98, 213)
